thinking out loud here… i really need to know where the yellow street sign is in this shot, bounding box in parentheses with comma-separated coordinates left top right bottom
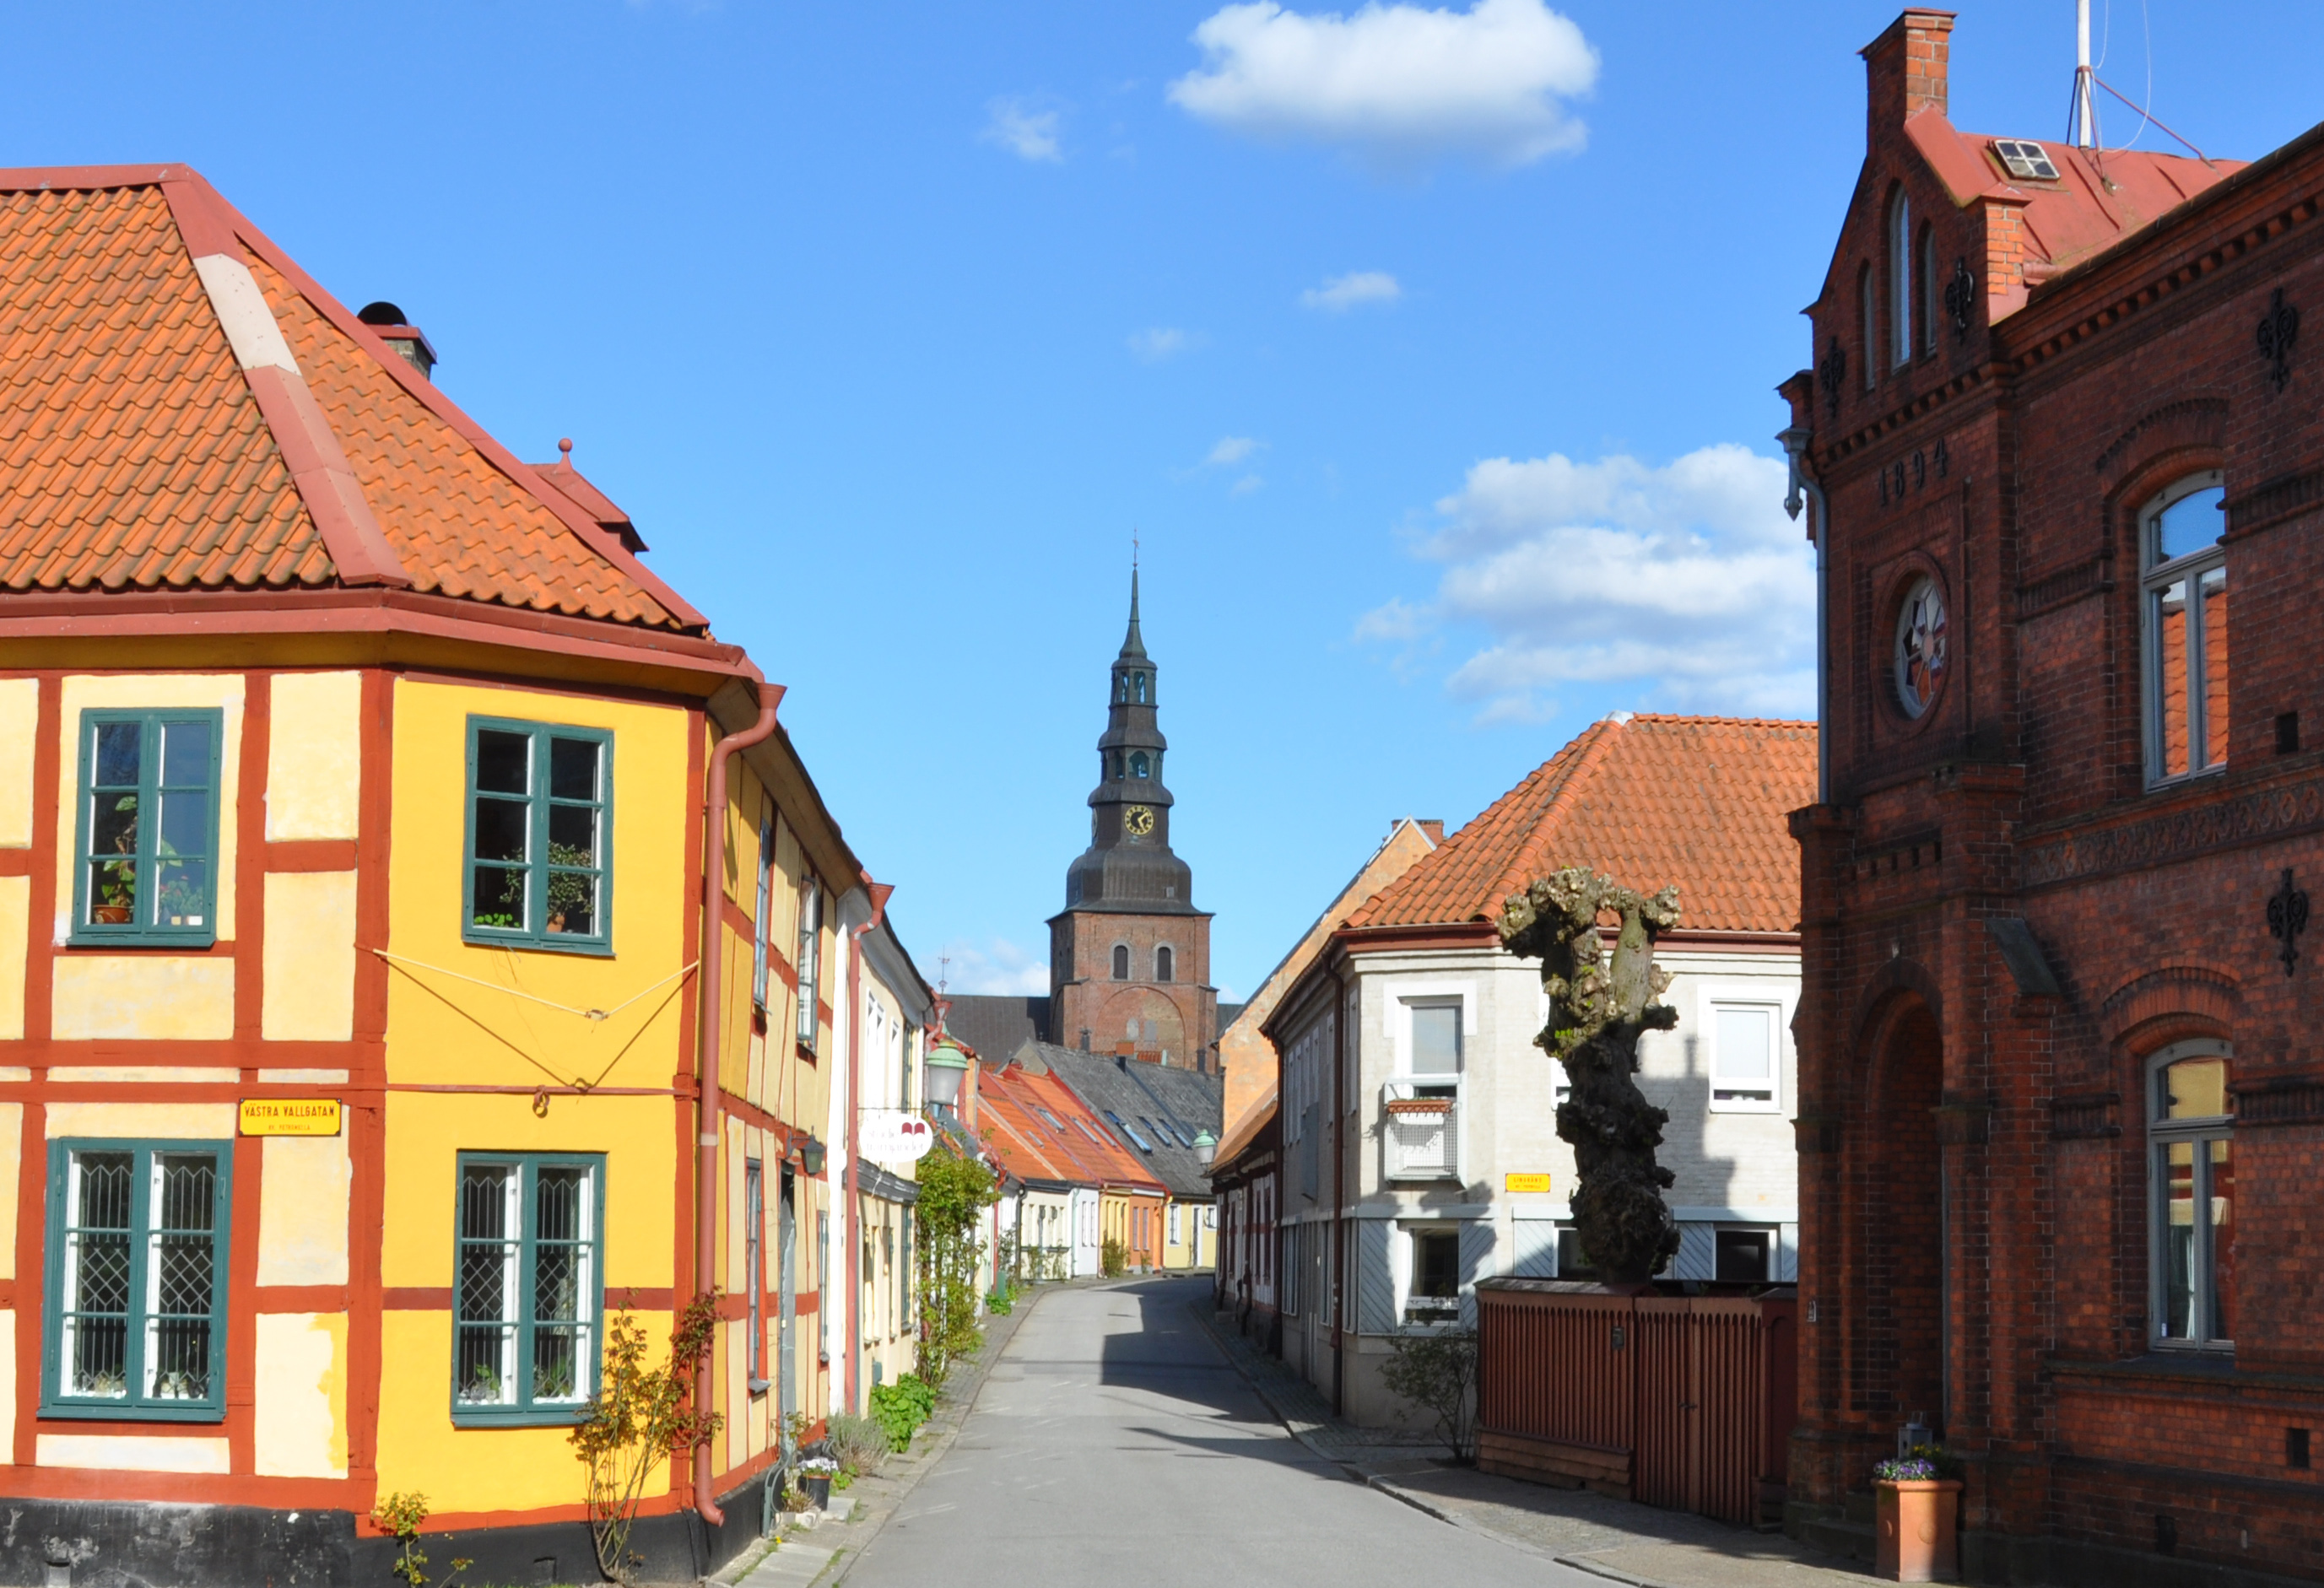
(238, 1099, 343, 1137)
(1504, 1172, 1553, 1194)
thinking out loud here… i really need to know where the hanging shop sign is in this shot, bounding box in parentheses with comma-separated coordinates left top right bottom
(238, 1099, 343, 1137)
(860, 1110, 937, 1164)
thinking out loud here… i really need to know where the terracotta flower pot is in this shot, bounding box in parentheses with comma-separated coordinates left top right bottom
(92, 905, 132, 924)
(1877, 1478, 1961, 1582)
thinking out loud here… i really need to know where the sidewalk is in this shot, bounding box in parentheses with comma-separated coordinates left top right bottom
(714, 1281, 1051, 1588)
(1190, 1299, 1879, 1588)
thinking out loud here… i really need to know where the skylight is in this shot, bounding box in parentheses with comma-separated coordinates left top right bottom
(1036, 1108, 1062, 1131)
(1105, 1110, 1155, 1153)
(1993, 139, 2060, 181)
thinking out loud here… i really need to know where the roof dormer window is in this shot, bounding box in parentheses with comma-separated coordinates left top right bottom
(1992, 139, 2059, 181)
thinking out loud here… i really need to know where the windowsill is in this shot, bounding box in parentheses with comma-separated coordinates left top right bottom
(460, 929, 614, 959)
(38, 1399, 226, 1423)
(62, 930, 219, 952)
(749, 1378, 770, 1396)
(451, 1405, 592, 1429)
(2145, 764, 2229, 796)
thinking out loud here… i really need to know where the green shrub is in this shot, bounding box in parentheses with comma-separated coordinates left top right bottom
(1100, 1236, 1127, 1277)
(868, 1372, 937, 1451)
(1380, 1327, 1480, 1463)
(826, 1410, 890, 1477)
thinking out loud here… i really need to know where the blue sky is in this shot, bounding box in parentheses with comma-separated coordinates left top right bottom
(10, 2, 2321, 1000)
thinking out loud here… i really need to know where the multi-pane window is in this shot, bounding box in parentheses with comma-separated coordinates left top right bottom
(1709, 1002, 1782, 1111)
(2150, 1047, 2235, 1350)
(46, 1142, 229, 1418)
(795, 882, 821, 1050)
(1111, 944, 1130, 980)
(2144, 475, 2229, 783)
(73, 710, 222, 944)
(752, 808, 775, 1013)
(745, 1160, 765, 1390)
(455, 1154, 602, 1419)
(465, 718, 612, 951)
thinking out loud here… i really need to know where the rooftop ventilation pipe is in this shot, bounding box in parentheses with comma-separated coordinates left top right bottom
(357, 300, 438, 381)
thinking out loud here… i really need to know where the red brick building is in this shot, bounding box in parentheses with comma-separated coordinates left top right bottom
(1782, 12, 2324, 1582)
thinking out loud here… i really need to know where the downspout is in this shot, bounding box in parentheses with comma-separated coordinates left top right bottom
(1780, 426, 1831, 804)
(693, 688, 784, 1526)
(845, 877, 892, 1419)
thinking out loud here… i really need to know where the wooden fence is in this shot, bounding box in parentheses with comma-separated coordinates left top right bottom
(1476, 1279, 1797, 1526)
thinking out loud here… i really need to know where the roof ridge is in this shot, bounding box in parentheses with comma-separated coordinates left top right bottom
(185, 169, 711, 632)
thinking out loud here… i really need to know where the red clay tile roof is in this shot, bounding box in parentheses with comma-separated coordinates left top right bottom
(1345, 715, 1816, 936)
(0, 165, 702, 631)
(984, 1064, 1162, 1192)
(1905, 115, 2245, 292)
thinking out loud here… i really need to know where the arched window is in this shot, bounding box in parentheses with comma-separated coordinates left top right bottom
(1129, 752, 1149, 780)
(2143, 472, 2228, 784)
(2148, 1042, 2235, 1348)
(1134, 672, 1148, 704)
(1155, 945, 1174, 983)
(1111, 943, 1130, 980)
(1858, 263, 1876, 391)
(1919, 224, 1938, 354)
(1111, 752, 1125, 780)
(1116, 673, 1127, 703)
(1889, 190, 1913, 369)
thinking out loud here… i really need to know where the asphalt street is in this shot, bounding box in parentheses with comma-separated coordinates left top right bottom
(843, 1275, 1592, 1588)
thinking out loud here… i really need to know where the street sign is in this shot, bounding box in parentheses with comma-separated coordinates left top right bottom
(239, 1099, 343, 1137)
(1504, 1172, 1553, 1193)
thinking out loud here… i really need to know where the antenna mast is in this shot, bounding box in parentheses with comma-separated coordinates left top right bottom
(2069, 0, 2097, 148)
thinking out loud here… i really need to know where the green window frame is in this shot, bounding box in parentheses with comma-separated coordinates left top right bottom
(42, 1139, 231, 1421)
(462, 716, 613, 954)
(452, 1152, 605, 1425)
(69, 709, 224, 946)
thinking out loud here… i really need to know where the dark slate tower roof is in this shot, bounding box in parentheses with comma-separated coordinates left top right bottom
(1062, 570, 1196, 916)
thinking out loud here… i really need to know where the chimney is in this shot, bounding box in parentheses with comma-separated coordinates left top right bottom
(357, 300, 438, 381)
(1417, 818, 1445, 844)
(1862, 9, 1954, 135)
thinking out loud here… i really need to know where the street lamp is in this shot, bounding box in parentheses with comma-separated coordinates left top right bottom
(924, 1040, 970, 1111)
(796, 1137, 827, 1177)
(1193, 1129, 1217, 1169)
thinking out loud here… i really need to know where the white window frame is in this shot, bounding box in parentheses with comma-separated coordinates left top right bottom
(1705, 996, 1786, 1114)
(1399, 1223, 1463, 1330)
(1384, 981, 1476, 1078)
(2140, 470, 2229, 788)
(2147, 1039, 2235, 1353)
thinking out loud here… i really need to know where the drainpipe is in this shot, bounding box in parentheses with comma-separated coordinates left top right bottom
(1780, 427, 1831, 804)
(693, 688, 784, 1526)
(844, 877, 891, 1418)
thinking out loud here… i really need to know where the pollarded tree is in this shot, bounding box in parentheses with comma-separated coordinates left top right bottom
(1496, 867, 1682, 1285)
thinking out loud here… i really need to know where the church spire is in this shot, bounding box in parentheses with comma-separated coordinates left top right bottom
(1121, 565, 1147, 660)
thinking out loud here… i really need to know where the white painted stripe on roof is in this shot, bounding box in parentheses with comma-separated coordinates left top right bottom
(192, 252, 299, 375)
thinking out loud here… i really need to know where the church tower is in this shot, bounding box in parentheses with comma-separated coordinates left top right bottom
(1047, 572, 1217, 1070)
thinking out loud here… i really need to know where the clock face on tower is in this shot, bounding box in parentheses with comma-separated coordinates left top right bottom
(1122, 805, 1156, 837)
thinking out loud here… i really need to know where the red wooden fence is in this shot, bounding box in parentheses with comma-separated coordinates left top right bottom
(1477, 1280, 1797, 1526)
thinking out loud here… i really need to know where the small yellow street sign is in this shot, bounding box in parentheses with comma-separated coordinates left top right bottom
(238, 1099, 343, 1137)
(1504, 1172, 1553, 1194)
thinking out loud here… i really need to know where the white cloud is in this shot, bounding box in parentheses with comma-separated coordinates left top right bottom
(923, 937, 1051, 997)
(981, 97, 1064, 162)
(1302, 270, 1402, 311)
(1231, 474, 1266, 496)
(1127, 327, 1200, 361)
(1169, 0, 1598, 170)
(1362, 444, 1814, 725)
(1205, 435, 1262, 466)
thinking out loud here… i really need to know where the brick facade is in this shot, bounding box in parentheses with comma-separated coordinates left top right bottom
(1785, 13, 2324, 1583)
(1050, 905, 1215, 1067)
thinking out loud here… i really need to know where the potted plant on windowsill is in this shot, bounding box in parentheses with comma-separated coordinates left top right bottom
(797, 1456, 838, 1510)
(1874, 1450, 1962, 1583)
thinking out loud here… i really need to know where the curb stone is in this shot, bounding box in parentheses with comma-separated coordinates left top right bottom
(809, 1280, 1056, 1588)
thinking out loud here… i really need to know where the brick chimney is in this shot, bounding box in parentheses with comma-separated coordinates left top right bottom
(1862, 9, 1954, 134)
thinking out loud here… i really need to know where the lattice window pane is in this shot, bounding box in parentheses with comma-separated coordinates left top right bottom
(456, 1164, 518, 1405)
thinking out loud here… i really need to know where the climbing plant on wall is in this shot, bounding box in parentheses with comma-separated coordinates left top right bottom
(913, 1147, 997, 1385)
